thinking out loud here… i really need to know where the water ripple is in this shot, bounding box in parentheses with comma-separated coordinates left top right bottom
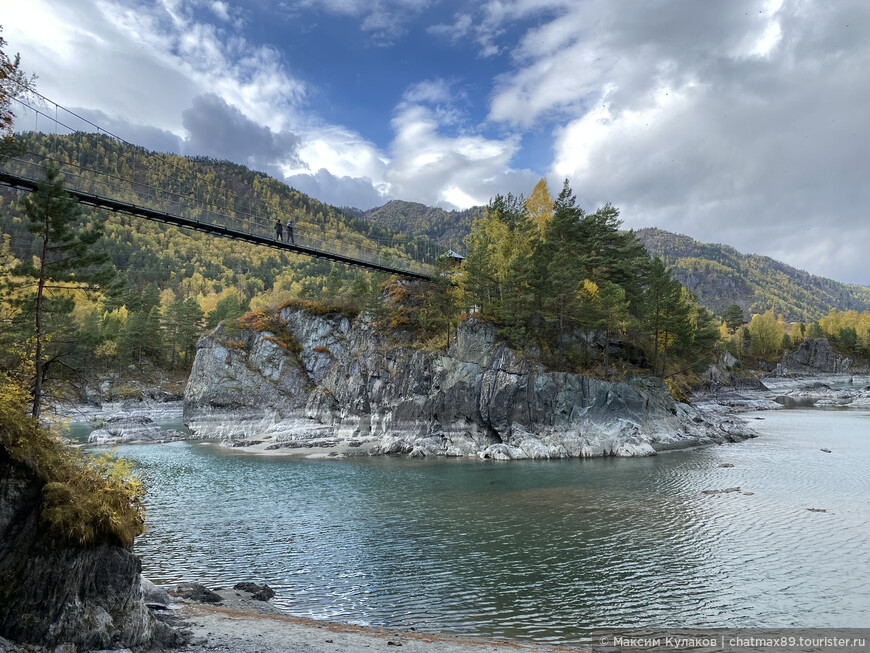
(100, 408, 870, 642)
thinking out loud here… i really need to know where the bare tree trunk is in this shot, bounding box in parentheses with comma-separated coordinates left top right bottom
(31, 232, 49, 419)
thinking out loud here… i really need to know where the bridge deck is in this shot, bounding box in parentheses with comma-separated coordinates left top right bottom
(0, 170, 432, 281)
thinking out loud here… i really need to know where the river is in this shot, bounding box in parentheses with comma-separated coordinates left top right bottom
(96, 406, 869, 645)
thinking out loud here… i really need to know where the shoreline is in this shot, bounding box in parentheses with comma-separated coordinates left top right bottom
(159, 587, 588, 653)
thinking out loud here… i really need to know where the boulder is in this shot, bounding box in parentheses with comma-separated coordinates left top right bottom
(172, 582, 223, 604)
(87, 415, 169, 444)
(233, 582, 275, 601)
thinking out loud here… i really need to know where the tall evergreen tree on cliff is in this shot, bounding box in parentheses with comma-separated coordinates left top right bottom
(534, 180, 585, 370)
(642, 257, 691, 377)
(10, 164, 116, 417)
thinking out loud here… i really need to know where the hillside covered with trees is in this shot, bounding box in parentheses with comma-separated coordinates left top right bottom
(0, 132, 433, 406)
(636, 228, 870, 323)
(352, 200, 484, 252)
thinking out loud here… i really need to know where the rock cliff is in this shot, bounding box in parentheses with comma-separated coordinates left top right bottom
(184, 309, 752, 458)
(0, 448, 173, 649)
(778, 338, 850, 375)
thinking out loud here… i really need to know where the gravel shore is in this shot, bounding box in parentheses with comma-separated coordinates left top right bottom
(160, 588, 586, 653)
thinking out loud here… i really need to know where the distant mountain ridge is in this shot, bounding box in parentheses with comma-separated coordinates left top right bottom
(632, 229, 870, 322)
(357, 200, 484, 252)
(354, 200, 870, 322)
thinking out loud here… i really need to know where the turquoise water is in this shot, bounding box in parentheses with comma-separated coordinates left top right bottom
(105, 408, 870, 643)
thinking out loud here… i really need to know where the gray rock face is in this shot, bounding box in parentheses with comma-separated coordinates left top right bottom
(780, 338, 848, 375)
(184, 310, 754, 458)
(87, 415, 184, 444)
(0, 450, 173, 649)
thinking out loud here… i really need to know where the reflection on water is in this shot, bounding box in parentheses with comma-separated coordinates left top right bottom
(107, 408, 870, 643)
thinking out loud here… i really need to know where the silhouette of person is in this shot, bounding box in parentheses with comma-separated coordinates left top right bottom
(275, 219, 283, 241)
(286, 219, 295, 244)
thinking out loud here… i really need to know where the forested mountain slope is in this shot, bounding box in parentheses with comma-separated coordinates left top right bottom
(0, 132, 435, 310)
(359, 200, 484, 250)
(3, 132, 867, 329)
(635, 228, 870, 322)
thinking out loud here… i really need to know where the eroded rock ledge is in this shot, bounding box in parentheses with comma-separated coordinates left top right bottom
(184, 310, 754, 458)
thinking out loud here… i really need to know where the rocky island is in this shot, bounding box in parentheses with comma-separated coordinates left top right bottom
(183, 304, 754, 459)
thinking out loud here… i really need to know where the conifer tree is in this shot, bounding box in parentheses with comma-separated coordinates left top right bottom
(642, 257, 690, 377)
(722, 304, 746, 333)
(533, 180, 585, 370)
(578, 280, 632, 378)
(9, 165, 116, 417)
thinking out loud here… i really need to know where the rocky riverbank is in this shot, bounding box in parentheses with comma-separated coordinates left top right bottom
(153, 580, 584, 653)
(0, 448, 177, 651)
(0, 577, 588, 652)
(182, 308, 755, 459)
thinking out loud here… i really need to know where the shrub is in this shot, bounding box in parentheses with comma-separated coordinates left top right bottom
(277, 297, 360, 319)
(0, 370, 145, 547)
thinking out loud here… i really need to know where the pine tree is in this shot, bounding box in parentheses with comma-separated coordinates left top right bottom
(578, 280, 632, 378)
(346, 273, 371, 309)
(533, 180, 585, 370)
(9, 165, 116, 417)
(642, 258, 690, 377)
(324, 267, 342, 300)
(722, 304, 746, 333)
(120, 310, 146, 365)
(141, 282, 160, 314)
(206, 292, 245, 328)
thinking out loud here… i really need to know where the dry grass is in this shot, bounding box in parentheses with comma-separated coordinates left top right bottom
(0, 371, 145, 547)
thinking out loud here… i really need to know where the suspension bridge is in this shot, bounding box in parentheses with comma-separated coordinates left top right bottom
(0, 89, 442, 280)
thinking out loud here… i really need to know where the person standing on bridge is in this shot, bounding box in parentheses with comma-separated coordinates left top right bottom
(286, 218, 295, 244)
(275, 218, 283, 241)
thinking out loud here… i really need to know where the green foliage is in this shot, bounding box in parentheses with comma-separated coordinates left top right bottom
(206, 292, 247, 329)
(722, 303, 746, 332)
(6, 164, 116, 417)
(0, 131, 444, 386)
(746, 310, 786, 359)
(418, 256, 462, 349)
(641, 258, 693, 377)
(457, 180, 712, 381)
(361, 199, 483, 247)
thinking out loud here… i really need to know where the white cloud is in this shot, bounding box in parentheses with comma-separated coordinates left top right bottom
(209, 1, 231, 22)
(292, 0, 431, 43)
(536, 1, 870, 283)
(403, 79, 453, 104)
(426, 13, 473, 43)
(286, 168, 386, 210)
(386, 103, 537, 209)
(5, 0, 869, 283)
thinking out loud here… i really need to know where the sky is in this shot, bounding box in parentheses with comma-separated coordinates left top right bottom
(3, 0, 869, 285)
